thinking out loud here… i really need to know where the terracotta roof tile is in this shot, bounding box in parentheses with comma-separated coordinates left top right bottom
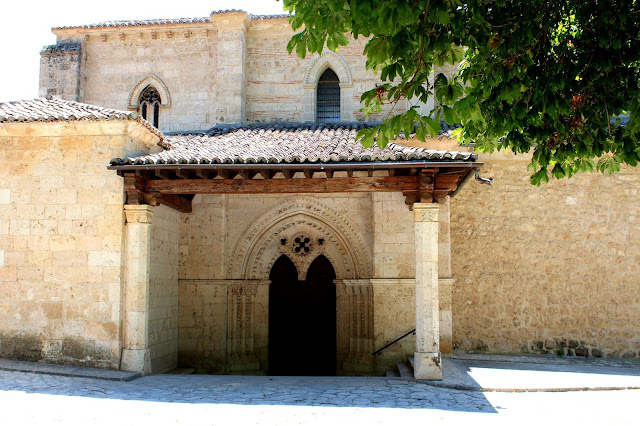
(52, 11, 288, 30)
(0, 98, 163, 140)
(111, 124, 476, 166)
(53, 17, 211, 30)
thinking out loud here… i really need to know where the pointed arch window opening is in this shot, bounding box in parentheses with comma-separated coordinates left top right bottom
(316, 68, 341, 123)
(138, 85, 161, 128)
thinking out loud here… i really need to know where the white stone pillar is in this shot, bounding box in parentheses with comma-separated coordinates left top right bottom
(413, 202, 441, 380)
(121, 205, 154, 374)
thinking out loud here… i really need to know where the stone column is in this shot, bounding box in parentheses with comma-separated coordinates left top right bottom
(437, 196, 454, 355)
(413, 203, 441, 380)
(121, 205, 154, 374)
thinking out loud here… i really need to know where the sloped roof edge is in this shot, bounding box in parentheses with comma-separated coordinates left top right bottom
(52, 11, 290, 30)
(0, 98, 163, 141)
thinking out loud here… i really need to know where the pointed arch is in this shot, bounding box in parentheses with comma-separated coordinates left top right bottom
(228, 197, 371, 280)
(128, 75, 171, 108)
(304, 51, 352, 87)
(302, 51, 354, 122)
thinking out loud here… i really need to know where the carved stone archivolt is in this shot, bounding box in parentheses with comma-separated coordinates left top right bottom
(228, 197, 371, 280)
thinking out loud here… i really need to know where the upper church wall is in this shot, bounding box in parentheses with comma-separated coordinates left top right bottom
(44, 11, 410, 132)
(67, 28, 218, 133)
(245, 20, 402, 123)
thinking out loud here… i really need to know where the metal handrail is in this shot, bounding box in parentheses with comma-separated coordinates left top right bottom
(371, 329, 416, 356)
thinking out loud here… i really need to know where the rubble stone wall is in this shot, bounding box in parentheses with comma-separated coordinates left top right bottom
(451, 153, 640, 358)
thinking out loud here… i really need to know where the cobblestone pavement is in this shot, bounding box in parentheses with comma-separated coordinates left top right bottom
(0, 369, 638, 425)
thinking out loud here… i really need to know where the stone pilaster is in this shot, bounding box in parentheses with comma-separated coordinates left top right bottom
(413, 203, 441, 380)
(212, 11, 248, 124)
(226, 281, 264, 373)
(341, 279, 374, 374)
(121, 205, 154, 374)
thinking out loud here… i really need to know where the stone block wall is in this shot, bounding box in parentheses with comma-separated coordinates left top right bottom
(370, 193, 416, 373)
(53, 26, 219, 133)
(371, 279, 416, 374)
(372, 192, 415, 278)
(0, 121, 160, 368)
(39, 44, 83, 101)
(451, 153, 640, 358)
(148, 204, 180, 372)
(178, 280, 227, 373)
(245, 19, 405, 124)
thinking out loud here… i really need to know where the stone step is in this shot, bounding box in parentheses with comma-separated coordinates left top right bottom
(397, 362, 413, 378)
(408, 356, 415, 370)
(385, 369, 400, 377)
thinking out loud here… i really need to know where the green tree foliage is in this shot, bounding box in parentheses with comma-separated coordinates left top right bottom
(283, 0, 640, 184)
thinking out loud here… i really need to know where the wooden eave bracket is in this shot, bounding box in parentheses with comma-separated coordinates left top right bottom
(124, 172, 192, 213)
(402, 168, 467, 208)
(120, 164, 473, 212)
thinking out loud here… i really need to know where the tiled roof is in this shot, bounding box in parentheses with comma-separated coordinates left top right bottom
(0, 98, 162, 139)
(52, 11, 289, 30)
(110, 124, 476, 166)
(53, 17, 211, 30)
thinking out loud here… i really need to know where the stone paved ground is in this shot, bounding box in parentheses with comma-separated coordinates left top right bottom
(0, 369, 638, 425)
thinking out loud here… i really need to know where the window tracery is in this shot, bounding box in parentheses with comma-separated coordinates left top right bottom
(138, 85, 161, 128)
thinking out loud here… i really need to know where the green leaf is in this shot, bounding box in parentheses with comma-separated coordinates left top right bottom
(597, 155, 621, 174)
(357, 128, 376, 148)
(327, 35, 338, 51)
(377, 127, 389, 148)
(442, 105, 459, 125)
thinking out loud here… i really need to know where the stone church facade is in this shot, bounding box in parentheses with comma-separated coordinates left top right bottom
(0, 10, 638, 379)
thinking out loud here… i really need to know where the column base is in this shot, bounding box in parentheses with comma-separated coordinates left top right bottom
(413, 351, 442, 380)
(121, 349, 151, 375)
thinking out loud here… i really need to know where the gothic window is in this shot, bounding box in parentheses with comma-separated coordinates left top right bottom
(138, 85, 161, 128)
(316, 68, 340, 123)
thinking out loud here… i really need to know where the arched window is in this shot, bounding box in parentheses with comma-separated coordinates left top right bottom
(316, 68, 340, 123)
(138, 85, 161, 128)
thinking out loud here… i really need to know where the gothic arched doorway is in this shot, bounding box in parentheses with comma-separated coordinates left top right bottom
(268, 254, 337, 375)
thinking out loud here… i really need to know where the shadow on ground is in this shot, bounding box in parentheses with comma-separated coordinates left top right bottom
(0, 371, 497, 413)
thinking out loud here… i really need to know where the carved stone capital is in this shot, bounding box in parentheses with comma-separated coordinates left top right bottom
(124, 204, 154, 224)
(413, 203, 439, 222)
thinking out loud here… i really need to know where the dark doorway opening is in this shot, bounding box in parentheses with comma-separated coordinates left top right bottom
(268, 254, 337, 375)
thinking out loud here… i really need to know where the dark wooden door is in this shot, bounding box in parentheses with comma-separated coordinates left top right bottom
(269, 254, 336, 375)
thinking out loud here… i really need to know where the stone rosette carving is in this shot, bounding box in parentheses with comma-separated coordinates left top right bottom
(277, 230, 327, 280)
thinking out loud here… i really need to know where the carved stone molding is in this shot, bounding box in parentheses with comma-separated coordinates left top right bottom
(228, 197, 371, 280)
(124, 204, 154, 224)
(341, 279, 374, 374)
(128, 74, 171, 108)
(226, 282, 262, 373)
(304, 51, 353, 86)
